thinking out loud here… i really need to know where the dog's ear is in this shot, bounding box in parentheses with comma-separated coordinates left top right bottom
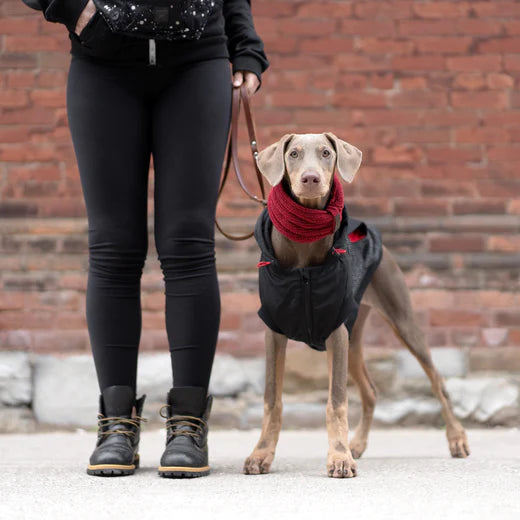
(323, 132, 362, 183)
(255, 133, 295, 186)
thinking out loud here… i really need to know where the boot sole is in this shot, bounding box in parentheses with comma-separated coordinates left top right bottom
(157, 465, 210, 478)
(86, 454, 139, 476)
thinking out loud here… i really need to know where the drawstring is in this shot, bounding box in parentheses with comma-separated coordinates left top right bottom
(257, 250, 346, 266)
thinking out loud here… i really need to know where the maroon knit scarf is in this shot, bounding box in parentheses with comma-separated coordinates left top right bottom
(267, 174, 345, 243)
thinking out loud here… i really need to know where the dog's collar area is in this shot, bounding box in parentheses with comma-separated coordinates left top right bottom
(266, 173, 345, 243)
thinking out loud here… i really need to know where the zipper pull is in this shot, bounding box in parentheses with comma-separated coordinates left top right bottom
(149, 38, 156, 66)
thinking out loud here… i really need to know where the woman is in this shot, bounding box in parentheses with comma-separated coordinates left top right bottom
(21, 0, 269, 478)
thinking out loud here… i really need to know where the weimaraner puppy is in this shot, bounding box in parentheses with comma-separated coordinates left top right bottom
(243, 132, 470, 478)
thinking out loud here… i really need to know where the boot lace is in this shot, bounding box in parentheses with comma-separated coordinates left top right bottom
(97, 413, 148, 437)
(159, 404, 206, 440)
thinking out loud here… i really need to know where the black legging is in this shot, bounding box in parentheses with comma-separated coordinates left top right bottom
(66, 55, 232, 394)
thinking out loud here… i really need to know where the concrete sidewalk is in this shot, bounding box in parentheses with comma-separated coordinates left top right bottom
(1, 428, 519, 519)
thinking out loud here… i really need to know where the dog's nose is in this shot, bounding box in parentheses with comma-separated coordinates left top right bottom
(301, 171, 320, 184)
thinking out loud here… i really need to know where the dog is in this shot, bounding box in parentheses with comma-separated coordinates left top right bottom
(243, 132, 470, 478)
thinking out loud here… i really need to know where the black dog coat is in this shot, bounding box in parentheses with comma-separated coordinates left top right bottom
(254, 204, 383, 352)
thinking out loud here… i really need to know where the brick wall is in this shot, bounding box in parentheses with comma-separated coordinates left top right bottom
(1, 1, 519, 362)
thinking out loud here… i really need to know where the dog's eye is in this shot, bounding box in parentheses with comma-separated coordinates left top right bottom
(322, 149, 330, 157)
(289, 150, 298, 158)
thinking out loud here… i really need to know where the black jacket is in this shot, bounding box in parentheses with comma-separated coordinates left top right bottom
(254, 205, 383, 352)
(21, 1, 269, 88)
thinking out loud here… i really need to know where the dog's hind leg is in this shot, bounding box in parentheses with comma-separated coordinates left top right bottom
(347, 304, 377, 459)
(325, 323, 357, 478)
(363, 246, 470, 458)
(243, 328, 288, 475)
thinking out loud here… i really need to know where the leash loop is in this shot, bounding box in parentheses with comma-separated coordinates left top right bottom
(215, 83, 267, 241)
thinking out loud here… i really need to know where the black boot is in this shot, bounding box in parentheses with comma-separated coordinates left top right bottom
(87, 385, 148, 477)
(158, 386, 213, 478)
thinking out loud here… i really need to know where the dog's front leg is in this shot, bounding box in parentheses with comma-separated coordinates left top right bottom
(243, 328, 288, 475)
(325, 324, 357, 478)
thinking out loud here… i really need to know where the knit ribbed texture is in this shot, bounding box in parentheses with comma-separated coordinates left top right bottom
(267, 175, 345, 243)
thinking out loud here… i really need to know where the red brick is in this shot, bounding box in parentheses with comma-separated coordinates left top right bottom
(254, 2, 295, 17)
(453, 200, 506, 215)
(451, 91, 508, 109)
(453, 73, 486, 90)
(429, 235, 484, 253)
(425, 146, 482, 163)
(270, 91, 326, 108)
(415, 36, 472, 54)
(421, 181, 475, 197)
(332, 91, 387, 108)
(281, 19, 337, 36)
(430, 310, 484, 327)
(4, 35, 64, 52)
(510, 200, 520, 214)
(477, 180, 520, 197)
(354, 2, 413, 20)
(488, 236, 520, 252)
(370, 73, 394, 89)
(400, 76, 427, 89)
(504, 55, 520, 72)
(455, 127, 510, 144)
(472, 2, 520, 17)
(340, 20, 396, 37)
(6, 70, 36, 88)
(394, 200, 449, 216)
(388, 90, 447, 108)
(504, 20, 520, 35)
(495, 312, 520, 327)
(510, 329, 520, 345)
(0, 89, 29, 107)
(398, 20, 457, 36)
(356, 38, 415, 54)
(487, 147, 520, 161)
(37, 69, 67, 88)
(392, 55, 445, 71)
(424, 109, 479, 126)
(446, 55, 502, 72)
(334, 54, 391, 71)
(413, 2, 470, 18)
(29, 89, 66, 108)
(398, 128, 450, 144)
(372, 145, 423, 165)
(297, 2, 352, 17)
(486, 73, 515, 89)
(478, 38, 520, 54)
(455, 19, 502, 36)
(299, 37, 353, 54)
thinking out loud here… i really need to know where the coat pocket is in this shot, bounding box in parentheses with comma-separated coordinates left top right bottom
(77, 10, 102, 44)
(71, 9, 124, 58)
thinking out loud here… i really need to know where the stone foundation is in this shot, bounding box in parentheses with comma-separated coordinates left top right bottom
(1, 347, 519, 433)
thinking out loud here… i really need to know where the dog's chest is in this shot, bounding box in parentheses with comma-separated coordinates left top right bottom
(271, 228, 334, 269)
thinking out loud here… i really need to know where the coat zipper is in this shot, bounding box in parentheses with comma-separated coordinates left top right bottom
(302, 271, 313, 344)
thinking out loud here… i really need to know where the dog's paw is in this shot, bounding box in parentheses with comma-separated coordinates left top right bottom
(448, 429, 470, 458)
(327, 453, 358, 478)
(349, 438, 367, 460)
(243, 451, 273, 475)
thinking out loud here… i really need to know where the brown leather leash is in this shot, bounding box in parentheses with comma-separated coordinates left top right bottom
(215, 83, 268, 241)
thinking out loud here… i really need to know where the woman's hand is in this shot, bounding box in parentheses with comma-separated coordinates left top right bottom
(232, 70, 260, 97)
(75, 0, 97, 36)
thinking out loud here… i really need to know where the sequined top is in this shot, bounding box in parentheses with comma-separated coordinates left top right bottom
(22, 0, 270, 89)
